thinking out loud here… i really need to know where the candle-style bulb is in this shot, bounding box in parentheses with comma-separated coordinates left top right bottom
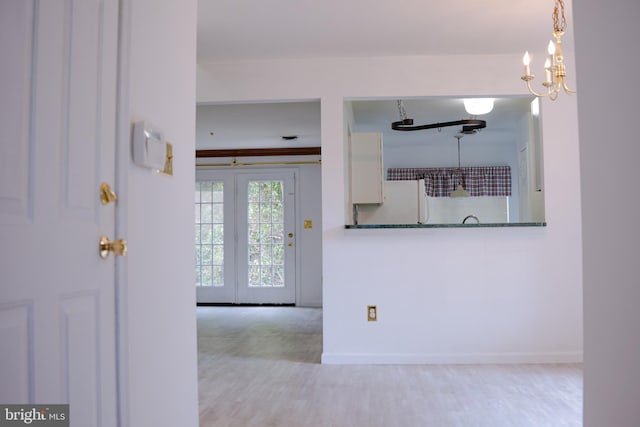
(547, 40, 556, 55)
(522, 51, 532, 77)
(544, 58, 552, 83)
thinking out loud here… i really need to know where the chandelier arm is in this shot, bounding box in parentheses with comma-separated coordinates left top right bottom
(562, 79, 577, 94)
(522, 77, 549, 98)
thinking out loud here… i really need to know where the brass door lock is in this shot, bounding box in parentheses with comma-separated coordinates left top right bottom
(100, 182, 117, 205)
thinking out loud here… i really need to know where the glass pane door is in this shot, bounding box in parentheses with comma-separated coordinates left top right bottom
(237, 171, 296, 303)
(195, 173, 235, 303)
(195, 181, 224, 286)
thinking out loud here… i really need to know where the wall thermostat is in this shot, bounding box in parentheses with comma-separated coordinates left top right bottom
(133, 120, 167, 171)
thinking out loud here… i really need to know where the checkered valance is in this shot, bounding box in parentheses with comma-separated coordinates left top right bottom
(387, 166, 512, 197)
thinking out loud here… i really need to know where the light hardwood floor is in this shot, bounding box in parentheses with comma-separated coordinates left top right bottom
(197, 307, 582, 427)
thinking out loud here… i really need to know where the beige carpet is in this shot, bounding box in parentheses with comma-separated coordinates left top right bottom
(197, 306, 582, 427)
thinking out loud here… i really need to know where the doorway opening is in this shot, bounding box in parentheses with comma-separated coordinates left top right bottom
(194, 100, 323, 308)
(194, 101, 324, 420)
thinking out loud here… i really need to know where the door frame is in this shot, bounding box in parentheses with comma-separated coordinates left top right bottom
(114, 0, 131, 424)
(114, 1, 203, 424)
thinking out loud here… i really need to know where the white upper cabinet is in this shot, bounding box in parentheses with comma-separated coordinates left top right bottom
(350, 132, 384, 204)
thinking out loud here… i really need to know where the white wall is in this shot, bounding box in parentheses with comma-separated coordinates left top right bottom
(574, 1, 640, 426)
(122, 0, 199, 425)
(382, 137, 517, 170)
(198, 53, 582, 364)
(296, 163, 323, 307)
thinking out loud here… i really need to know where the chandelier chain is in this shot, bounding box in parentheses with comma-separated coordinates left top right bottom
(553, 0, 567, 32)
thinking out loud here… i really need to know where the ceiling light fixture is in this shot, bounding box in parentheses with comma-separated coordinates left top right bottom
(463, 98, 494, 116)
(521, 0, 576, 100)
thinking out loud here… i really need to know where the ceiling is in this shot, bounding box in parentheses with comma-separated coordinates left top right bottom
(195, 0, 569, 150)
(196, 102, 322, 149)
(197, 0, 572, 62)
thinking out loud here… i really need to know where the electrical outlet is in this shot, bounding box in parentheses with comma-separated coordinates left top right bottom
(367, 305, 377, 322)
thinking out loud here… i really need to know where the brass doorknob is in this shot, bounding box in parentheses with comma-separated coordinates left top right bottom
(99, 235, 128, 259)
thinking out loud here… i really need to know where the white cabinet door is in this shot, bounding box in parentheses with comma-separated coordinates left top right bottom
(350, 132, 383, 204)
(0, 1, 118, 425)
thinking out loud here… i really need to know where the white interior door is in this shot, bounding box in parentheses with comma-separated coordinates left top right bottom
(0, 1, 119, 425)
(195, 169, 296, 304)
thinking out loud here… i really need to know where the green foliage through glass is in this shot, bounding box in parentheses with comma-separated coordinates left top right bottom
(247, 180, 285, 288)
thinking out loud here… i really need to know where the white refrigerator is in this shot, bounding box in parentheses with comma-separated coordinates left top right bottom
(356, 180, 427, 225)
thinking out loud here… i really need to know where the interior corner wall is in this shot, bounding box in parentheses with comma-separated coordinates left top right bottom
(574, 1, 640, 426)
(124, 0, 199, 425)
(197, 53, 583, 365)
(296, 163, 323, 307)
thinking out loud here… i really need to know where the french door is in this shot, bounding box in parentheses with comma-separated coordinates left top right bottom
(195, 169, 296, 304)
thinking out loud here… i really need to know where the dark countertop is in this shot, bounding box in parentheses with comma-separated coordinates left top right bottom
(345, 222, 547, 229)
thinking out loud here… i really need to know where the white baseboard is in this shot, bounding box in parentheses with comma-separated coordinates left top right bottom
(321, 351, 583, 365)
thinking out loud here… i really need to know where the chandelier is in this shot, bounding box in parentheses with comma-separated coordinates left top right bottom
(521, 0, 576, 100)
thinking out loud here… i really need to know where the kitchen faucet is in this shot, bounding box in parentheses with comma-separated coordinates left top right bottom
(463, 214, 479, 224)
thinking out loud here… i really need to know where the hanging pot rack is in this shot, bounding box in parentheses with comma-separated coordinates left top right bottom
(391, 99, 487, 134)
(391, 117, 486, 134)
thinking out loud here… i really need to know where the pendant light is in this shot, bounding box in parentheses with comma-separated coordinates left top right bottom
(450, 135, 469, 198)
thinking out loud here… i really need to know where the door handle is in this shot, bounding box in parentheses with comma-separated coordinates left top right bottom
(99, 235, 128, 259)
